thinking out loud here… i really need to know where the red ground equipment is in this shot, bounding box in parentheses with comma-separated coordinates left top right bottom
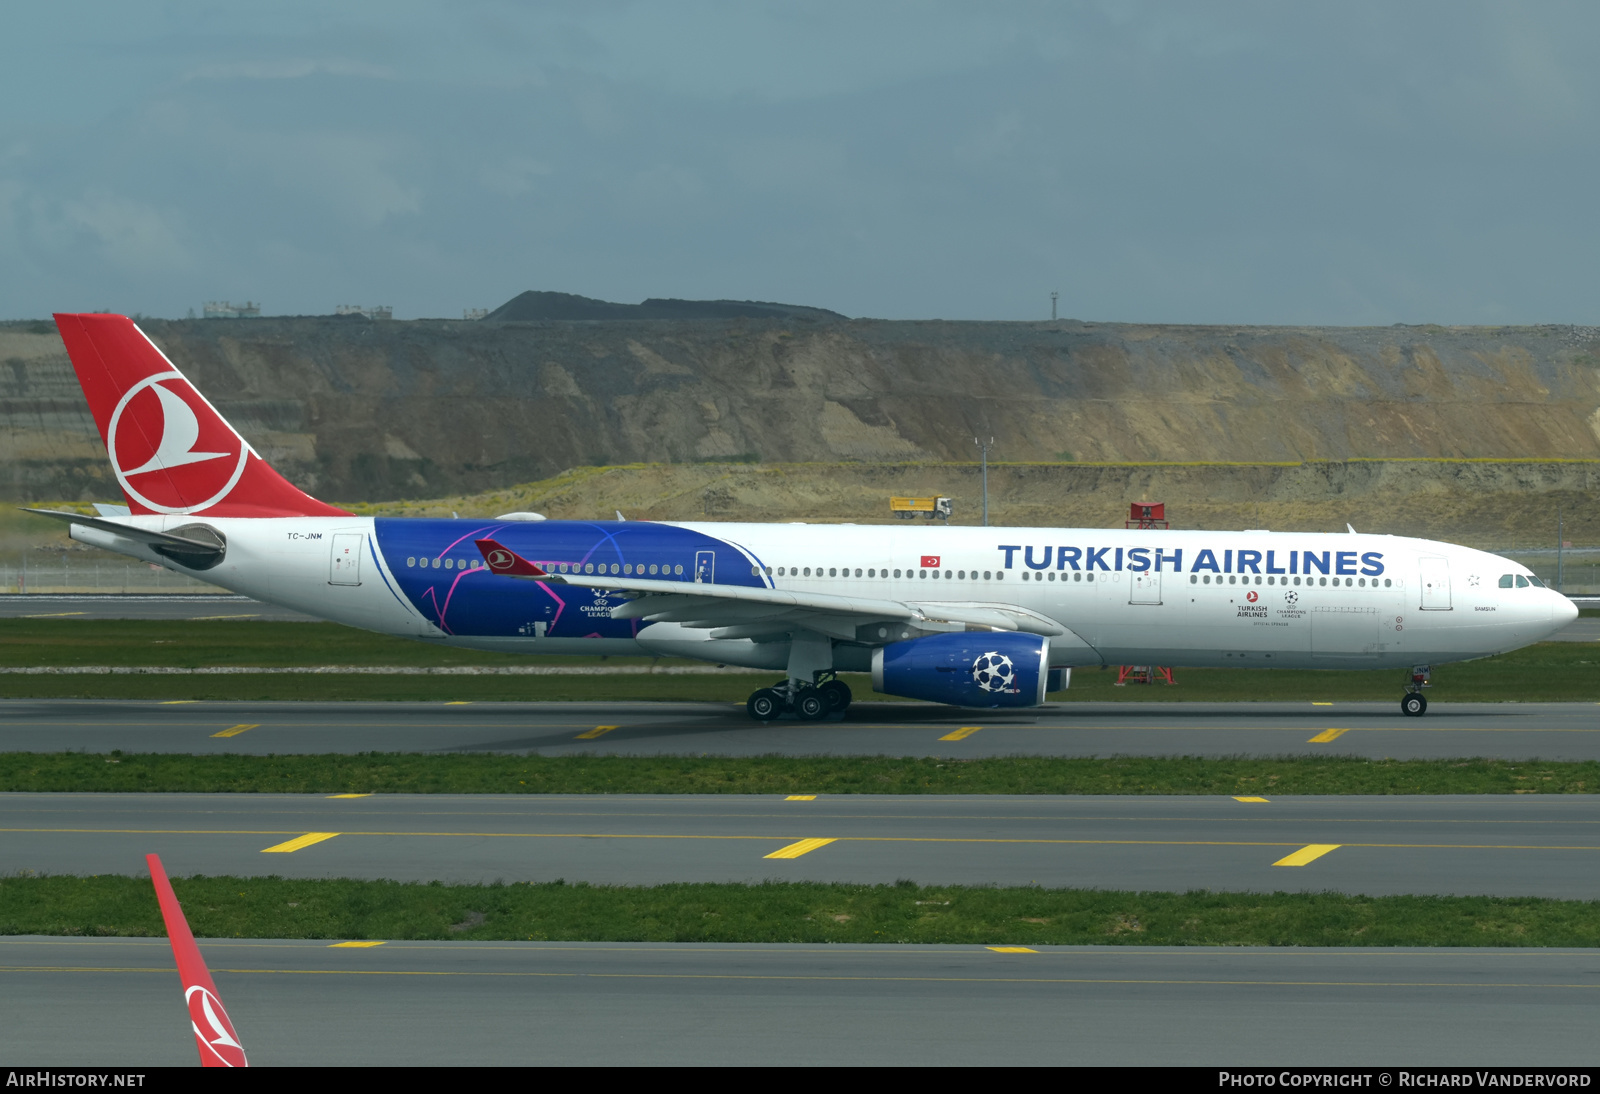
(1118, 501, 1174, 684)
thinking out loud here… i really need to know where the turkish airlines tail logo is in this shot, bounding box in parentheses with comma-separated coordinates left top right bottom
(110, 372, 250, 513)
(54, 313, 351, 518)
(122, 382, 230, 475)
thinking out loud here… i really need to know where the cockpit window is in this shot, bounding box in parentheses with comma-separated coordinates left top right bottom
(1515, 575, 1530, 588)
(1498, 574, 1514, 588)
(1528, 575, 1546, 588)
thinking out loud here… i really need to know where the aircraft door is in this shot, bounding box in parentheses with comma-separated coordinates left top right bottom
(1418, 556, 1451, 610)
(1128, 558, 1161, 605)
(694, 550, 715, 584)
(330, 533, 363, 585)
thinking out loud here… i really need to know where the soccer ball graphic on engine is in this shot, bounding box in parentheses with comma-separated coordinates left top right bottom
(971, 651, 1018, 693)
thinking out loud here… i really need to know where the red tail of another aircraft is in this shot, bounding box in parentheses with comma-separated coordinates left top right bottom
(146, 854, 249, 1068)
(54, 313, 348, 518)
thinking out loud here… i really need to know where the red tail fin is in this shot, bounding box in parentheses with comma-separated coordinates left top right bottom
(54, 313, 349, 517)
(476, 538, 550, 577)
(146, 854, 249, 1068)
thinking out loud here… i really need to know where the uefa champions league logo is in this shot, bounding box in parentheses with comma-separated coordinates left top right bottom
(971, 651, 1018, 693)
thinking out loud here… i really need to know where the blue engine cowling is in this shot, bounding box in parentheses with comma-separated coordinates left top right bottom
(870, 632, 1050, 708)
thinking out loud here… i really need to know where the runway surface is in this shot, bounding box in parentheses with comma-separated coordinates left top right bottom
(4, 937, 1594, 1066)
(4, 698, 1599, 760)
(0, 594, 318, 622)
(7, 792, 1598, 896)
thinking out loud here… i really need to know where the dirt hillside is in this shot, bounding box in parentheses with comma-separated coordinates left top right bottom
(5, 316, 1600, 505)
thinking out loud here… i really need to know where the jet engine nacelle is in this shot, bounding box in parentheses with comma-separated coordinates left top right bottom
(871, 631, 1049, 708)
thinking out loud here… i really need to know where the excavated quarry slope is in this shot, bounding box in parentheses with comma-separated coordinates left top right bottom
(3, 316, 1598, 552)
(5, 316, 1600, 506)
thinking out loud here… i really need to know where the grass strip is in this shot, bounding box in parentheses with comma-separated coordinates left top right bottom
(3, 753, 1595, 794)
(4, 875, 1596, 947)
(0, 621, 1596, 702)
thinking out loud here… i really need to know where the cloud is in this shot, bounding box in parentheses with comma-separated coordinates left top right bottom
(479, 156, 553, 197)
(183, 58, 397, 83)
(43, 189, 194, 273)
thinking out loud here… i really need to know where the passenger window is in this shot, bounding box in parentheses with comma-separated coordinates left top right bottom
(984, 571, 992, 580)
(1499, 575, 1514, 588)
(920, 569, 928, 578)
(674, 564, 683, 575)
(1516, 575, 1529, 588)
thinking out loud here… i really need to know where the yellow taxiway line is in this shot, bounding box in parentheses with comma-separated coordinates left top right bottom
(764, 838, 837, 859)
(210, 723, 259, 738)
(575, 725, 619, 740)
(939, 726, 983, 741)
(1273, 844, 1342, 867)
(260, 832, 341, 853)
(1309, 728, 1349, 742)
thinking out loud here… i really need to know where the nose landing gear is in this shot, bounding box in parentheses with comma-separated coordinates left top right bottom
(1401, 666, 1431, 717)
(746, 672, 852, 722)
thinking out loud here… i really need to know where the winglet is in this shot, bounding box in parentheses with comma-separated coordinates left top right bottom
(146, 853, 248, 1068)
(476, 538, 550, 578)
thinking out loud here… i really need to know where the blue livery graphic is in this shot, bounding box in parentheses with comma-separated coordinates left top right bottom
(374, 519, 766, 637)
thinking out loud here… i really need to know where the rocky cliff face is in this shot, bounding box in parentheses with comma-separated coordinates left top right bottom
(4, 316, 1600, 503)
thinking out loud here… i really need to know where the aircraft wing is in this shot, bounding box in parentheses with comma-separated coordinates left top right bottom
(475, 538, 1064, 640)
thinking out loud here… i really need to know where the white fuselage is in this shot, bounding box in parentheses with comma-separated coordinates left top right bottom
(71, 516, 1575, 674)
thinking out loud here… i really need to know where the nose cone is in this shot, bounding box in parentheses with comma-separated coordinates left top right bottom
(1555, 593, 1579, 627)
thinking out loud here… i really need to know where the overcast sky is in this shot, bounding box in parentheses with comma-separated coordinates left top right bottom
(2, 2, 1596, 324)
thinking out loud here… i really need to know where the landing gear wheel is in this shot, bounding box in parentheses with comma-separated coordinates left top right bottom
(747, 688, 783, 721)
(818, 679, 853, 713)
(794, 689, 829, 721)
(1401, 693, 1427, 717)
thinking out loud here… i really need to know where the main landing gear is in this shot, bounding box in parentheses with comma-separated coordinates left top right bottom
(1401, 666, 1431, 717)
(747, 673, 853, 722)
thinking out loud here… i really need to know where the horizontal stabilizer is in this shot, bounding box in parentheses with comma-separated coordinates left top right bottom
(22, 507, 226, 567)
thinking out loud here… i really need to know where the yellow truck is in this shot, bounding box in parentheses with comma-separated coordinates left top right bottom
(890, 496, 953, 521)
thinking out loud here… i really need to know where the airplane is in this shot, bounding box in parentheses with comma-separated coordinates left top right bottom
(29, 313, 1577, 720)
(147, 853, 249, 1067)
